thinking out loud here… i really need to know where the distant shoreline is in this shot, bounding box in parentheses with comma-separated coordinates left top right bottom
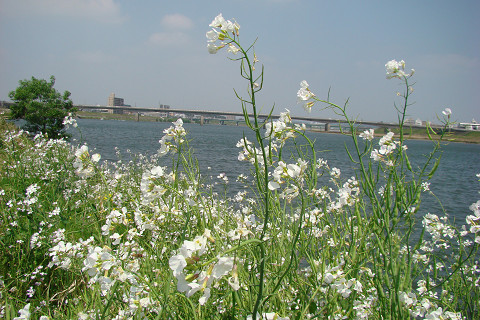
(76, 111, 480, 144)
(3, 108, 479, 144)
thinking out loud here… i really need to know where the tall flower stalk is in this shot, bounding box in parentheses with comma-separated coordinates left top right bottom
(207, 13, 273, 317)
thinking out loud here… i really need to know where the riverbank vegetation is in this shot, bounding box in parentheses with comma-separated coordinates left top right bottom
(2, 14, 480, 319)
(381, 127, 480, 144)
(7, 76, 75, 139)
(6, 107, 480, 145)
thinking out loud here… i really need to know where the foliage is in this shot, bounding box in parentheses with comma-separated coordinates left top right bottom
(1, 14, 479, 320)
(8, 76, 75, 139)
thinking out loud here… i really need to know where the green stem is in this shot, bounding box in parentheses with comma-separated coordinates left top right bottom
(230, 36, 270, 319)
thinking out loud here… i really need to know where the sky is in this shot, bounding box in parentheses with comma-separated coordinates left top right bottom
(1, 0, 479, 123)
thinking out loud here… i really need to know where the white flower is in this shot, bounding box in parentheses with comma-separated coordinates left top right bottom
(385, 59, 414, 79)
(268, 180, 281, 190)
(63, 113, 78, 128)
(425, 307, 445, 320)
(206, 29, 219, 42)
(169, 254, 188, 278)
(209, 13, 226, 28)
(359, 128, 375, 141)
(198, 287, 211, 305)
(227, 264, 240, 290)
(247, 313, 290, 320)
(207, 14, 240, 54)
(207, 42, 221, 54)
(399, 291, 417, 308)
(14, 303, 31, 320)
(158, 119, 187, 155)
(287, 163, 301, 179)
(421, 182, 431, 192)
(110, 233, 121, 245)
(297, 80, 316, 112)
(169, 234, 209, 284)
(26, 184, 39, 196)
(330, 167, 341, 179)
(228, 44, 240, 54)
(91, 153, 101, 162)
(212, 256, 234, 279)
(73, 145, 100, 178)
(442, 108, 452, 116)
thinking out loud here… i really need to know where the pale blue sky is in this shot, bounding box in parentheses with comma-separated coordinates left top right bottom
(1, 0, 479, 123)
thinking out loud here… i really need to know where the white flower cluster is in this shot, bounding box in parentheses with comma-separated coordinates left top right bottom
(319, 259, 365, 299)
(236, 137, 272, 167)
(330, 177, 360, 211)
(422, 213, 456, 246)
(267, 159, 308, 202)
(101, 208, 128, 236)
(73, 145, 101, 178)
(265, 109, 299, 146)
(158, 119, 186, 156)
(3, 128, 25, 143)
(297, 80, 316, 112)
(466, 199, 480, 243)
(385, 59, 415, 79)
(140, 166, 168, 204)
(48, 233, 95, 270)
(80, 240, 152, 314)
(359, 128, 375, 141)
(370, 132, 404, 165)
(398, 291, 462, 319)
(169, 230, 238, 305)
(217, 172, 229, 184)
(62, 113, 77, 129)
(206, 13, 240, 54)
(21, 183, 39, 215)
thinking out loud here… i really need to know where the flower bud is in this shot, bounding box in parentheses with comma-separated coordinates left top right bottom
(184, 273, 199, 282)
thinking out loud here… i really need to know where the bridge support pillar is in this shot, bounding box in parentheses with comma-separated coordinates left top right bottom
(200, 116, 204, 126)
(325, 123, 331, 132)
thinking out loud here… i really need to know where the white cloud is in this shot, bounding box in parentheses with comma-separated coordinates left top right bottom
(161, 14, 194, 30)
(0, 0, 126, 23)
(148, 32, 190, 47)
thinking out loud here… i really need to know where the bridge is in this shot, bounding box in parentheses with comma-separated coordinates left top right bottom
(1, 101, 442, 132)
(74, 105, 430, 132)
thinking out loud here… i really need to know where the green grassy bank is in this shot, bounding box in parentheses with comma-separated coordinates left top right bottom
(1, 113, 479, 319)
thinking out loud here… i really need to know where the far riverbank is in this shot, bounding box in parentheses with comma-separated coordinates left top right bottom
(75, 110, 480, 144)
(2, 107, 479, 144)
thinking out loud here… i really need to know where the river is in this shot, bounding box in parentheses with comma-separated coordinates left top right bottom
(69, 118, 480, 226)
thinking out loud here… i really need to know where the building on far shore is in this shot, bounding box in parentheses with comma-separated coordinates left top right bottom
(158, 104, 170, 118)
(459, 119, 479, 131)
(107, 93, 130, 114)
(404, 118, 423, 126)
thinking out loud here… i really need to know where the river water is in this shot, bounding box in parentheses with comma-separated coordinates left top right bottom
(69, 119, 480, 226)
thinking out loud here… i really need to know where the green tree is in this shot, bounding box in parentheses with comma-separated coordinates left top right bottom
(8, 76, 75, 139)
